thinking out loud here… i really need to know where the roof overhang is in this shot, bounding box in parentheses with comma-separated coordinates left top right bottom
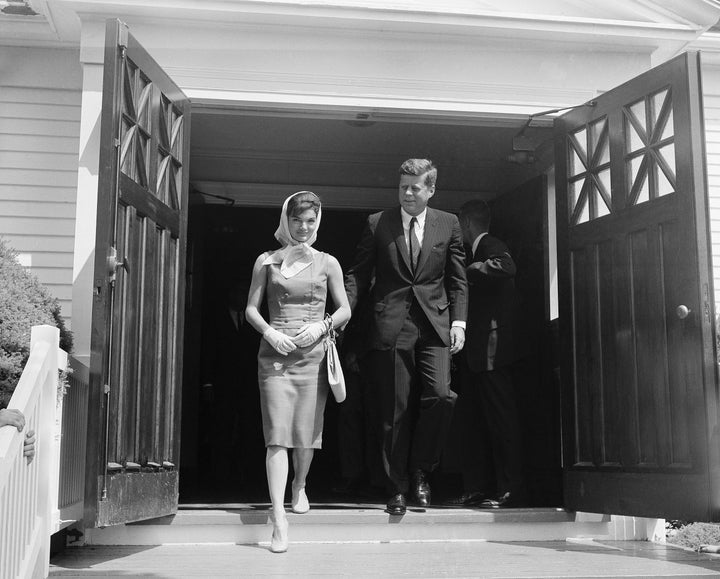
(2, 0, 720, 60)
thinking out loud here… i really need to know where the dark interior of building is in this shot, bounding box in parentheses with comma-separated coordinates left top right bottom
(178, 112, 561, 507)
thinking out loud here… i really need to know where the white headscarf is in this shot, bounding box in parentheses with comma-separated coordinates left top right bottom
(262, 191, 322, 278)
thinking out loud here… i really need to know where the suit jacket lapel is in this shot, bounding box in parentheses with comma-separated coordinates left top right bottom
(391, 207, 413, 274)
(473, 234, 489, 263)
(472, 239, 482, 263)
(415, 208, 438, 273)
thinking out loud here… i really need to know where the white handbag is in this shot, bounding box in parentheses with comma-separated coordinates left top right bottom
(324, 315, 346, 403)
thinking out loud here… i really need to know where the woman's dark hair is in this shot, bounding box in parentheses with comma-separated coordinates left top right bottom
(286, 191, 321, 218)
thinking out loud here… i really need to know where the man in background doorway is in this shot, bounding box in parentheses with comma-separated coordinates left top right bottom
(451, 199, 526, 508)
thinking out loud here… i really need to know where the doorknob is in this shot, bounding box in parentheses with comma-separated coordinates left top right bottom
(676, 305, 691, 319)
(107, 246, 129, 276)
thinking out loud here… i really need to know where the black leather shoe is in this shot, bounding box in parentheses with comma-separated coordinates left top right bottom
(386, 493, 406, 515)
(479, 491, 526, 509)
(412, 470, 431, 507)
(446, 491, 490, 507)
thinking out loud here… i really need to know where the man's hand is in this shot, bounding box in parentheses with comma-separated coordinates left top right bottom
(467, 261, 488, 275)
(0, 408, 25, 431)
(1, 409, 35, 464)
(23, 429, 36, 463)
(450, 326, 465, 355)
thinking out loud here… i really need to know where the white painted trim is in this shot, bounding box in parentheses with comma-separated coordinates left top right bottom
(176, 68, 595, 108)
(55, 0, 713, 36)
(546, 167, 559, 321)
(70, 62, 102, 364)
(43, 0, 720, 62)
(194, 102, 557, 127)
(189, 91, 583, 121)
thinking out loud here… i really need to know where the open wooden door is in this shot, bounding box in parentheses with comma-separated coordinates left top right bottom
(85, 19, 191, 527)
(555, 52, 720, 521)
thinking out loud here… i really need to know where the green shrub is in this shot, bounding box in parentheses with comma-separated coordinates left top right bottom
(667, 522, 720, 551)
(0, 237, 73, 407)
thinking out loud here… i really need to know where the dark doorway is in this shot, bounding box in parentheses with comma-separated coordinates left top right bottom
(179, 182, 562, 507)
(491, 176, 562, 507)
(179, 203, 372, 504)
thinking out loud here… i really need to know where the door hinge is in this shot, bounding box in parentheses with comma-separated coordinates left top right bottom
(117, 22, 129, 51)
(103, 384, 110, 394)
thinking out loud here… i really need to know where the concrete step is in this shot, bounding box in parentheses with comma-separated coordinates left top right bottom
(83, 502, 615, 546)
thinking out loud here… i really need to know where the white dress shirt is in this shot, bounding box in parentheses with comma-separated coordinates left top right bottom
(401, 207, 426, 249)
(471, 232, 488, 258)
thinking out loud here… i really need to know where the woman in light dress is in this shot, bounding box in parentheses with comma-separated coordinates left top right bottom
(245, 191, 351, 553)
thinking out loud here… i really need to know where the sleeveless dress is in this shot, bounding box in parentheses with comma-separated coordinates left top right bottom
(258, 251, 330, 448)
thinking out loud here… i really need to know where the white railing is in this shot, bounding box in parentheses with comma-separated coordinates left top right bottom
(0, 325, 64, 579)
(55, 357, 88, 532)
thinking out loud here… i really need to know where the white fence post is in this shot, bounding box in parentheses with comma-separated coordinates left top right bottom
(0, 324, 60, 579)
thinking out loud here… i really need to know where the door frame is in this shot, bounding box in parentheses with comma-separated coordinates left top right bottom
(179, 104, 563, 506)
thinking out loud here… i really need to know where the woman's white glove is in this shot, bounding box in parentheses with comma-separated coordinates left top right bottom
(293, 320, 327, 348)
(263, 327, 297, 356)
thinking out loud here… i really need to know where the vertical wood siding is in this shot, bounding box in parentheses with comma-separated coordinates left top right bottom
(0, 84, 81, 324)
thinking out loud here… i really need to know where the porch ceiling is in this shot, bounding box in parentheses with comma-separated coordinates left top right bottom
(189, 109, 553, 206)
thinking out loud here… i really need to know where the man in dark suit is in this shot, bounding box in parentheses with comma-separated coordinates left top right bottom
(345, 158, 468, 515)
(452, 199, 525, 508)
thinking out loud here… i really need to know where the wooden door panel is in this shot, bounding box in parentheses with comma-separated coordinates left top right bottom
(629, 223, 673, 467)
(556, 52, 717, 520)
(86, 19, 190, 527)
(120, 174, 180, 235)
(595, 239, 619, 467)
(568, 245, 600, 467)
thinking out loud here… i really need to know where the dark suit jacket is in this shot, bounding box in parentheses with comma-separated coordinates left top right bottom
(345, 207, 468, 350)
(464, 234, 521, 373)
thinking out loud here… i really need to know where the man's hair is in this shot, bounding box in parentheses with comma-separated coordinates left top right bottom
(399, 158, 437, 188)
(459, 199, 491, 232)
(287, 191, 321, 218)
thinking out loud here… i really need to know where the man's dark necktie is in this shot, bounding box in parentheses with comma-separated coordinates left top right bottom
(409, 217, 420, 272)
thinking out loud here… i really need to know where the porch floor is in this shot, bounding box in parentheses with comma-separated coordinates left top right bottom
(77, 504, 615, 545)
(50, 539, 720, 577)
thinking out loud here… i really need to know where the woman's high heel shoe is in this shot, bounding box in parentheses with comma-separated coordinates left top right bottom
(291, 485, 310, 514)
(270, 516, 289, 553)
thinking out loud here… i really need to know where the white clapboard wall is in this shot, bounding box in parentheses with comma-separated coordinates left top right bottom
(0, 48, 82, 327)
(704, 87, 720, 311)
